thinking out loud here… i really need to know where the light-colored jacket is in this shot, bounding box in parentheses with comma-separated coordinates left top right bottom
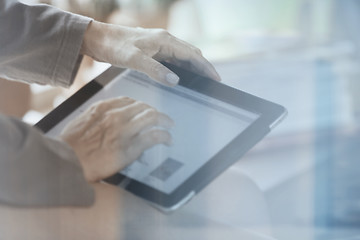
(0, 0, 94, 206)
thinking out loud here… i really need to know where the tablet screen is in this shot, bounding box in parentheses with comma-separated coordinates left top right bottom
(46, 70, 259, 194)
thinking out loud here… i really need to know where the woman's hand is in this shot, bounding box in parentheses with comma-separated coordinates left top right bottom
(60, 97, 174, 182)
(80, 21, 221, 86)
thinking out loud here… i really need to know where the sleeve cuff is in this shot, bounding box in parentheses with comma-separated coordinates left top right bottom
(52, 14, 93, 88)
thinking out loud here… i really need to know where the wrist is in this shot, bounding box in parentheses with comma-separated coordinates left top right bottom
(80, 20, 105, 61)
(59, 136, 93, 182)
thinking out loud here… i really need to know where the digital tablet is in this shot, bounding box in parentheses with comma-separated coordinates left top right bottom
(35, 62, 287, 212)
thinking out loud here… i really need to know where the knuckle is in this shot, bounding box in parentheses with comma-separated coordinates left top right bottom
(193, 47, 202, 55)
(102, 111, 114, 125)
(135, 101, 148, 109)
(105, 109, 125, 125)
(128, 101, 150, 115)
(119, 96, 132, 102)
(88, 104, 98, 114)
(145, 108, 158, 119)
(155, 28, 169, 35)
(123, 48, 142, 66)
(91, 101, 106, 114)
(120, 96, 136, 106)
(154, 29, 171, 40)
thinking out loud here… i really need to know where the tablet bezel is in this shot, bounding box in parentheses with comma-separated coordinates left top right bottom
(35, 62, 286, 210)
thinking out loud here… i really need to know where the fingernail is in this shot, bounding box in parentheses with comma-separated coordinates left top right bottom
(214, 73, 222, 81)
(210, 69, 221, 81)
(166, 73, 179, 85)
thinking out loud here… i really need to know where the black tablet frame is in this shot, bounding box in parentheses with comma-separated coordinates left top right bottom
(35, 62, 286, 209)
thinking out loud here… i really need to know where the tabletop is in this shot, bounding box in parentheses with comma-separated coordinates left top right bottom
(0, 168, 275, 240)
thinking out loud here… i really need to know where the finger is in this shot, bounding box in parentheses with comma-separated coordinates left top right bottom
(174, 39, 221, 81)
(132, 53, 180, 86)
(73, 97, 135, 132)
(107, 101, 153, 122)
(126, 129, 172, 160)
(89, 97, 136, 115)
(126, 109, 174, 138)
(158, 38, 221, 81)
(180, 55, 221, 82)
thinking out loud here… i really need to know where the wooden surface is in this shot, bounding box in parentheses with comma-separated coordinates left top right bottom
(0, 169, 275, 240)
(0, 78, 31, 118)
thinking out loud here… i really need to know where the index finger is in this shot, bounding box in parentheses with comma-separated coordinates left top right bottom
(88, 97, 136, 115)
(158, 37, 221, 81)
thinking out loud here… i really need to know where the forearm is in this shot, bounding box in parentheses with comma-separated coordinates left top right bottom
(0, 114, 94, 207)
(0, 0, 92, 87)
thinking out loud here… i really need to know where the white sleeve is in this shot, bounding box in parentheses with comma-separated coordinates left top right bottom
(0, 0, 92, 87)
(0, 114, 95, 206)
(0, 1, 96, 206)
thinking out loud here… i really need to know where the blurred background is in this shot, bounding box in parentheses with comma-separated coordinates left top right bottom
(2, 0, 360, 239)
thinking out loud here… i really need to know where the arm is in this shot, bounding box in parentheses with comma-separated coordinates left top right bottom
(0, 0, 220, 88)
(0, 114, 94, 207)
(0, 0, 91, 87)
(0, 0, 96, 206)
(0, 0, 219, 207)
